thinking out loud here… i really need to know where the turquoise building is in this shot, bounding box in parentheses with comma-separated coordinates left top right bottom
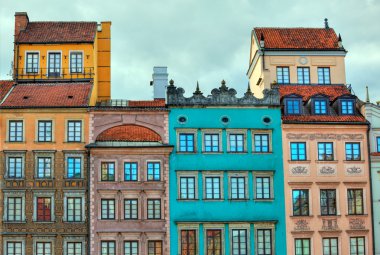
(167, 80, 286, 255)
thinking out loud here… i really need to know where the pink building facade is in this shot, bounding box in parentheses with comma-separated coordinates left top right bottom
(87, 101, 172, 255)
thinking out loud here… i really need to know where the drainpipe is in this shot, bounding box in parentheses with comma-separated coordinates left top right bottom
(366, 121, 376, 254)
(86, 149, 91, 255)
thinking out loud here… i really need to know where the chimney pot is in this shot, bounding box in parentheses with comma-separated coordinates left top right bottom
(324, 18, 329, 29)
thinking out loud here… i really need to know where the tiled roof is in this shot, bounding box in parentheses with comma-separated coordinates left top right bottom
(279, 85, 351, 101)
(128, 99, 166, 107)
(0, 83, 92, 108)
(96, 124, 162, 142)
(17, 22, 97, 43)
(0, 80, 14, 102)
(254, 27, 341, 50)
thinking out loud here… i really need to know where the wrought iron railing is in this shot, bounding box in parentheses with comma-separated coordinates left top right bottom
(15, 67, 94, 81)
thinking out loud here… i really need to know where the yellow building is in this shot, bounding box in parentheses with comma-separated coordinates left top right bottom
(13, 12, 111, 103)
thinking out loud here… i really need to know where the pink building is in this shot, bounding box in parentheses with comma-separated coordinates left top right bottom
(87, 99, 172, 255)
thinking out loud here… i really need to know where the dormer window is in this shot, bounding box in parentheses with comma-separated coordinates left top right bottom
(285, 98, 302, 115)
(277, 67, 290, 84)
(313, 99, 328, 115)
(340, 99, 355, 115)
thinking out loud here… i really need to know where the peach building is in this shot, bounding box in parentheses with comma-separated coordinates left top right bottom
(87, 99, 172, 255)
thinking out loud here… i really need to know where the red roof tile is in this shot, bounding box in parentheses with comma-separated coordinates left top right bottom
(96, 124, 162, 142)
(0, 80, 14, 102)
(0, 83, 92, 108)
(128, 99, 166, 107)
(282, 115, 367, 123)
(279, 85, 351, 101)
(254, 28, 341, 50)
(17, 22, 97, 43)
(371, 152, 380, 156)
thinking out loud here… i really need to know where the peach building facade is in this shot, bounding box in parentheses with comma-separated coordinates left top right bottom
(87, 101, 172, 255)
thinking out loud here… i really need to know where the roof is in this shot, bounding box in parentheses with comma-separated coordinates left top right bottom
(128, 99, 166, 107)
(282, 115, 367, 123)
(0, 80, 14, 102)
(254, 27, 341, 50)
(279, 85, 351, 101)
(96, 124, 162, 142)
(17, 22, 97, 43)
(0, 83, 92, 108)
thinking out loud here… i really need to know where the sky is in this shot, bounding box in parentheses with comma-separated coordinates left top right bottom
(1, 0, 379, 101)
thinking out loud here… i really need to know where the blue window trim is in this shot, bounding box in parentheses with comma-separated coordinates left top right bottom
(340, 99, 355, 115)
(313, 98, 328, 115)
(284, 98, 302, 115)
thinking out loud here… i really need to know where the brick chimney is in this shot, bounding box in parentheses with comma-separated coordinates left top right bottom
(14, 12, 29, 40)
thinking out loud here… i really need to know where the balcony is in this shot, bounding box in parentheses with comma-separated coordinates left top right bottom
(15, 67, 94, 82)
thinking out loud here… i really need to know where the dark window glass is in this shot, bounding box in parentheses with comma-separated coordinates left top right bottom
(7, 197, 22, 221)
(67, 121, 82, 142)
(231, 177, 246, 199)
(320, 190, 337, 215)
(350, 237, 365, 255)
(179, 134, 195, 152)
(147, 199, 161, 219)
(231, 229, 247, 255)
(341, 100, 355, 115)
(180, 177, 196, 199)
(101, 199, 115, 219)
(292, 190, 309, 216)
(257, 229, 272, 255)
(147, 162, 160, 181)
(314, 99, 328, 115)
(124, 162, 138, 181)
(67, 157, 82, 178)
(286, 99, 301, 115)
(230, 134, 244, 152)
(9, 120, 23, 142)
(38, 121, 52, 142)
(124, 199, 138, 219)
(101, 162, 115, 181)
(124, 241, 138, 255)
(7, 157, 23, 178)
(148, 241, 162, 255)
(277, 67, 290, 84)
(323, 238, 338, 255)
(205, 177, 221, 199)
(256, 177, 271, 199)
(48, 52, 61, 77)
(254, 134, 269, 152)
(181, 230, 196, 255)
(295, 239, 310, 255)
(318, 67, 331, 84)
(26, 52, 39, 73)
(37, 197, 51, 221)
(297, 67, 310, 84)
(290, 142, 307, 161)
(206, 230, 222, 255)
(37, 157, 52, 178)
(204, 134, 220, 152)
(70, 52, 83, 73)
(348, 189, 364, 215)
(318, 142, 334, 161)
(101, 241, 115, 255)
(345, 143, 361, 161)
(67, 197, 82, 222)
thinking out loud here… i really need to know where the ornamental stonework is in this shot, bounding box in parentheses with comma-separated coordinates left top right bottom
(286, 133, 364, 141)
(294, 219, 310, 231)
(344, 164, 364, 176)
(349, 218, 365, 230)
(317, 165, 337, 176)
(321, 218, 339, 231)
(289, 165, 310, 176)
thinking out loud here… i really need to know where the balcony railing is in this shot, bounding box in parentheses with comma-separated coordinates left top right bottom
(15, 67, 94, 82)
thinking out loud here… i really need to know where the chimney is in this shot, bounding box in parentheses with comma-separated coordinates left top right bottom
(260, 33, 265, 48)
(338, 33, 343, 48)
(324, 18, 329, 29)
(151, 66, 168, 99)
(15, 12, 29, 40)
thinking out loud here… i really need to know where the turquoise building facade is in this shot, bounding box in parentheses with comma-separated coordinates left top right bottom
(167, 81, 286, 255)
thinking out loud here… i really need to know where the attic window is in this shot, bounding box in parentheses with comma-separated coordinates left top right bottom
(284, 98, 302, 115)
(23, 96, 29, 99)
(68, 96, 74, 99)
(340, 99, 355, 115)
(313, 98, 328, 115)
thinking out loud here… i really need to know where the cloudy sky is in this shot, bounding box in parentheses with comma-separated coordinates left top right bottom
(1, 0, 379, 101)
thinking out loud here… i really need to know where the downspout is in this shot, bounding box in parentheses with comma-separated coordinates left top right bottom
(15, 42, 20, 81)
(367, 122, 376, 254)
(86, 148, 91, 255)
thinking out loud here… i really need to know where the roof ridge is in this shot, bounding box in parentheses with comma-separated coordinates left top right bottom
(28, 21, 97, 24)
(254, 27, 336, 30)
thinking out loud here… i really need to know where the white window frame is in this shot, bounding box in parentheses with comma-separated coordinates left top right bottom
(63, 236, 86, 255)
(228, 172, 249, 200)
(63, 191, 86, 222)
(3, 190, 26, 222)
(69, 50, 84, 74)
(227, 129, 247, 153)
(202, 129, 222, 153)
(5, 152, 25, 179)
(203, 171, 224, 200)
(177, 171, 198, 200)
(3, 237, 26, 255)
(253, 171, 274, 200)
(252, 130, 272, 153)
(176, 129, 198, 153)
(33, 191, 55, 222)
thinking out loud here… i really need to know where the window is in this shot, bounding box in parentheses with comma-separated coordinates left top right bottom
(37, 157, 52, 178)
(26, 52, 39, 73)
(256, 177, 271, 199)
(295, 239, 310, 255)
(48, 52, 61, 77)
(290, 142, 307, 161)
(350, 237, 365, 255)
(231, 177, 246, 199)
(6, 241, 23, 255)
(101, 199, 115, 219)
(67, 197, 82, 222)
(276, 67, 290, 84)
(7, 197, 23, 222)
(231, 229, 247, 255)
(323, 238, 338, 255)
(181, 230, 196, 255)
(67, 242, 82, 255)
(206, 230, 222, 255)
(147, 162, 161, 181)
(254, 134, 269, 152)
(205, 177, 221, 199)
(7, 157, 23, 178)
(318, 142, 334, 161)
(320, 190, 336, 215)
(147, 199, 161, 219)
(9, 120, 23, 142)
(292, 190, 309, 216)
(341, 100, 355, 115)
(148, 241, 162, 255)
(257, 229, 272, 255)
(70, 52, 83, 73)
(286, 99, 301, 115)
(180, 177, 196, 199)
(179, 133, 195, 152)
(345, 143, 361, 161)
(101, 162, 115, 181)
(314, 99, 328, 115)
(348, 189, 364, 215)
(101, 241, 115, 255)
(204, 134, 220, 152)
(36, 242, 52, 255)
(124, 241, 138, 255)
(67, 157, 82, 178)
(67, 120, 82, 142)
(229, 134, 244, 152)
(124, 162, 138, 181)
(38, 121, 52, 142)
(318, 67, 331, 84)
(377, 137, 380, 152)
(37, 197, 52, 221)
(124, 199, 138, 220)
(297, 67, 310, 84)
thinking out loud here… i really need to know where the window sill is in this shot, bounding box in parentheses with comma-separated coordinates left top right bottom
(203, 199, 224, 201)
(34, 141, 56, 144)
(63, 178, 85, 180)
(346, 214, 368, 217)
(4, 177, 25, 180)
(288, 160, 311, 163)
(254, 198, 274, 202)
(316, 160, 338, 163)
(4, 141, 25, 144)
(63, 221, 86, 223)
(202, 152, 223, 154)
(317, 214, 341, 218)
(252, 152, 272, 154)
(3, 221, 26, 224)
(176, 151, 197, 154)
(343, 160, 365, 163)
(33, 221, 56, 223)
(228, 198, 249, 201)
(64, 141, 85, 144)
(177, 199, 199, 201)
(290, 215, 313, 218)
(227, 151, 248, 154)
